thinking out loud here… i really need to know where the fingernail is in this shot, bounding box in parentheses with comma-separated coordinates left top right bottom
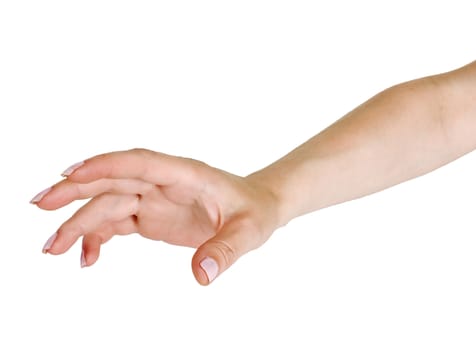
(61, 161, 84, 177)
(200, 257, 219, 283)
(30, 187, 52, 204)
(80, 250, 87, 268)
(42, 232, 58, 254)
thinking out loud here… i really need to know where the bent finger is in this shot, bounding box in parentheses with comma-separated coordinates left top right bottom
(80, 216, 140, 268)
(44, 194, 139, 255)
(81, 234, 102, 267)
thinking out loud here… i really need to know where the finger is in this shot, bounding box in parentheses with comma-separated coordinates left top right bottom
(44, 193, 139, 255)
(80, 217, 139, 267)
(35, 178, 153, 210)
(81, 234, 102, 267)
(191, 217, 265, 286)
(63, 148, 206, 185)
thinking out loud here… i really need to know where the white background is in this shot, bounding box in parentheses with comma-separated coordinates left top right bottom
(1, 1, 476, 349)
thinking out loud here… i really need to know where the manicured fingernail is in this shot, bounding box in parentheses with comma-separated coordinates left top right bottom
(30, 187, 52, 204)
(42, 232, 58, 254)
(80, 250, 87, 268)
(61, 161, 84, 177)
(200, 257, 219, 283)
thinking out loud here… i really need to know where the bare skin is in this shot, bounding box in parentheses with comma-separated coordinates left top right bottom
(31, 60, 476, 285)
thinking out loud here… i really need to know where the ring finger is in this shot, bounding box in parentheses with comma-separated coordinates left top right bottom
(44, 193, 140, 255)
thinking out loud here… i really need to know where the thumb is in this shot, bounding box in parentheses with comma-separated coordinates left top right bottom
(192, 219, 263, 286)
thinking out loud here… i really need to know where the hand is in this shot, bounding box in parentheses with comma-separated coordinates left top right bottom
(31, 149, 279, 285)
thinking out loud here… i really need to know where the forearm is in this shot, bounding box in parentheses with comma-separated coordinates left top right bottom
(248, 62, 476, 227)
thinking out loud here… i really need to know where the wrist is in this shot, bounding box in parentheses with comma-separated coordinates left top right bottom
(245, 167, 293, 229)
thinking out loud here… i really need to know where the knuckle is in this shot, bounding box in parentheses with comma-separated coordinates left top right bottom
(212, 240, 237, 267)
(183, 158, 210, 181)
(73, 182, 88, 199)
(179, 156, 207, 169)
(129, 148, 153, 157)
(237, 215, 267, 248)
(190, 158, 207, 168)
(60, 221, 86, 238)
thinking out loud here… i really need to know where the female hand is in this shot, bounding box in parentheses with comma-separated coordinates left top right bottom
(31, 149, 280, 285)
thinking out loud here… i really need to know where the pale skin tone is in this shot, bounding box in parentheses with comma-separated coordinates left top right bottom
(31, 60, 476, 285)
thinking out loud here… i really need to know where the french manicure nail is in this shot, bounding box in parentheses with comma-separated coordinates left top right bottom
(80, 250, 87, 268)
(200, 257, 219, 283)
(42, 232, 58, 254)
(30, 187, 52, 204)
(61, 161, 84, 177)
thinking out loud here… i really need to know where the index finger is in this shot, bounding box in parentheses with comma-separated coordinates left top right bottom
(64, 148, 203, 185)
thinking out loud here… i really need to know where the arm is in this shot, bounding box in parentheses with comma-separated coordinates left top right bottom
(248, 61, 476, 227)
(32, 61, 476, 285)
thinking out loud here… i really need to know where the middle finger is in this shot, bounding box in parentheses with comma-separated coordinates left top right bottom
(37, 178, 153, 210)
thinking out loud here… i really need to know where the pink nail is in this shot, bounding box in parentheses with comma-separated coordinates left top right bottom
(42, 232, 58, 254)
(61, 161, 84, 177)
(200, 257, 219, 283)
(30, 187, 52, 204)
(80, 250, 87, 268)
